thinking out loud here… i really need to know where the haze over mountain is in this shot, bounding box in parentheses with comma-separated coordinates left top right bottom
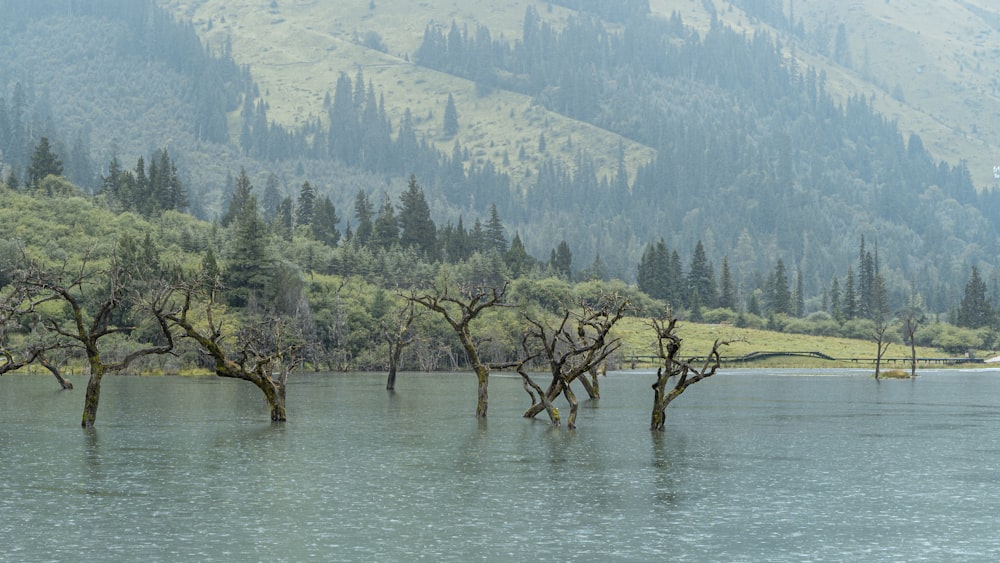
(3, 0, 1000, 316)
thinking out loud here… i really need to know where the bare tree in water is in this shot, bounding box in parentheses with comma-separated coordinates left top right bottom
(518, 294, 628, 429)
(649, 316, 730, 431)
(16, 250, 176, 427)
(383, 300, 418, 391)
(871, 319, 892, 381)
(165, 276, 302, 422)
(408, 280, 508, 418)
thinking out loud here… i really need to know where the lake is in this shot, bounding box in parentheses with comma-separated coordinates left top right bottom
(2, 369, 1000, 561)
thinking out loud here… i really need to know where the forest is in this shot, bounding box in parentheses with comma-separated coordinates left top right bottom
(3, 1, 1000, 425)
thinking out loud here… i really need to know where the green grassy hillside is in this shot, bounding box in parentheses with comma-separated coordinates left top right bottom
(161, 0, 1000, 188)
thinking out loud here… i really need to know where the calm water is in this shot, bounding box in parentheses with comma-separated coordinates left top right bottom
(2, 369, 1000, 561)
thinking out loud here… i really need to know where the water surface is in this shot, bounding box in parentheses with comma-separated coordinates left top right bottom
(2, 369, 999, 561)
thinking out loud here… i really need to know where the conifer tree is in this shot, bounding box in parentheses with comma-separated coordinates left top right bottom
(550, 240, 573, 280)
(398, 175, 437, 259)
(484, 203, 507, 254)
(957, 266, 993, 328)
(312, 195, 341, 247)
(443, 93, 459, 137)
(353, 189, 374, 245)
(297, 181, 316, 226)
(373, 193, 399, 250)
(719, 256, 736, 310)
(28, 137, 63, 188)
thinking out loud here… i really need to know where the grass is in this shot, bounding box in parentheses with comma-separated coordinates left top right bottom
(163, 0, 656, 188)
(611, 316, 989, 370)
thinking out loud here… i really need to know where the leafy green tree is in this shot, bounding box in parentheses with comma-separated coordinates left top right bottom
(28, 137, 63, 188)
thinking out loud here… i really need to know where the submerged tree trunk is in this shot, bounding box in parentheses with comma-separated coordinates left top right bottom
(386, 340, 402, 391)
(649, 318, 728, 431)
(81, 364, 105, 429)
(562, 383, 579, 429)
(256, 376, 287, 422)
(518, 369, 560, 425)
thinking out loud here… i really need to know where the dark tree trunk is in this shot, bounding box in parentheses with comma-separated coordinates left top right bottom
(578, 368, 599, 399)
(81, 366, 104, 428)
(386, 341, 403, 390)
(563, 383, 579, 429)
(38, 352, 72, 390)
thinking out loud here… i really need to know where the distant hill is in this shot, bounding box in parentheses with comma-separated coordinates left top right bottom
(4, 0, 1000, 317)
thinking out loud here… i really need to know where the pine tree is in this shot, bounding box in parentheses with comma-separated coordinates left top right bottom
(549, 240, 573, 280)
(28, 137, 63, 188)
(843, 267, 857, 320)
(224, 172, 271, 307)
(484, 203, 507, 254)
(958, 266, 993, 328)
(793, 268, 805, 317)
(312, 195, 341, 247)
(353, 189, 374, 245)
(719, 255, 736, 310)
(372, 193, 399, 250)
(443, 93, 459, 137)
(397, 175, 437, 258)
(297, 181, 316, 226)
(687, 240, 716, 308)
(505, 231, 534, 277)
(768, 259, 792, 316)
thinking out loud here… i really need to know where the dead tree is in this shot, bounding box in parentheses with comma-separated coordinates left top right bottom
(19, 251, 175, 427)
(408, 280, 508, 418)
(649, 317, 729, 431)
(165, 278, 301, 422)
(520, 294, 628, 429)
(382, 300, 418, 391)
(898, 303, 924, 378)
(872, 319, 892, 380)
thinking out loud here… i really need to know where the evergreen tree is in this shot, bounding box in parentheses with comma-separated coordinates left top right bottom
(830, 277, 843, 321)
(397, 174, 437, 259)
(312, 195, 341, 246)
(224, 171, 271, 307)
(957, 266, 993, 328)
(261, 173, 282, 221)
(505, 231, 534, 277)
(28, 137, 63, 187)
(767, 259, 792, 316)
(719, 255, 736, 310)
(687, 240, 715, 308)
(221, 168, 253, 228)
(793, 268, 805, 317)
(353, 189, 375, 245)
(443, 93, 459, 137)
(372, 193, 399, 249)
(843, 267, 857, 320)
(297, 181, 316, 226)
(549, 240, 573, 280)
(484, 203, 507, 254)
(274, 196, 294, 241)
